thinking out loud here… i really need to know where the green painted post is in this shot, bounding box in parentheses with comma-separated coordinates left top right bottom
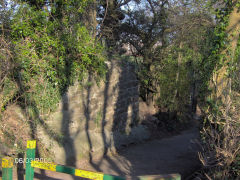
(2, 157, 13, 180)
(25, 140, 36, 180)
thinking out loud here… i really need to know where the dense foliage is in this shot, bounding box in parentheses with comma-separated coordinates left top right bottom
(198, 0, 240, 179)
(0, 0, 106, 153)
(119, 0, 214, 123)
(0, 1, 106, 115)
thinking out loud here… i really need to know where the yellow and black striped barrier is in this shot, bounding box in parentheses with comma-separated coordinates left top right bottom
(1, 140, 181, 180)
(31, 160, 124, 180)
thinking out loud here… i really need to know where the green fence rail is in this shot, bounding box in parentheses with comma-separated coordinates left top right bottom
(30, 160, 124, 180)
(1, 140, 181, 180)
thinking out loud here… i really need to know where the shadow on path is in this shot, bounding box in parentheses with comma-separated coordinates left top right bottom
(85, 125, 201, 179)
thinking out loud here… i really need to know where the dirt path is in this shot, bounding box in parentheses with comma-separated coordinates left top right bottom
(31, 124, 201, 180)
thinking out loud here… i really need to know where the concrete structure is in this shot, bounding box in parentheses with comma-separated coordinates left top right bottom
(36, 60, 150, 165)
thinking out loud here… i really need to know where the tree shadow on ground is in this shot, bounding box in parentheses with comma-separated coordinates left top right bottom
(11, 56, 201, 180)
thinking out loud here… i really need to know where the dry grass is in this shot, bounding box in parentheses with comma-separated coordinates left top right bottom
(196, 92, 240, 179)
(0, 105, 31, 155)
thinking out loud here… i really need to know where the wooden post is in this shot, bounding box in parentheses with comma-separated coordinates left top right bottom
(2, 157, 13, 180)
(25, 140, 36, 180)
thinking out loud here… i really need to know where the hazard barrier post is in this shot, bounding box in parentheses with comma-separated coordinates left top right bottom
(25, 140, 36, 180)
(2, 157, 13, 180)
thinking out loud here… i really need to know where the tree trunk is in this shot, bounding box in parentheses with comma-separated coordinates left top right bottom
(83, 0, 97, 37)
(173, 41, 183, 103)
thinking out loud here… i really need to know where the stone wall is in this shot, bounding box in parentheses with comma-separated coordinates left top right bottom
(36, 60, 150, 165)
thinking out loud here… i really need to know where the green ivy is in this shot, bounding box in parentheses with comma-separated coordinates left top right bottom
(1, 2, 106, 117)
(199, 1, 240, 178)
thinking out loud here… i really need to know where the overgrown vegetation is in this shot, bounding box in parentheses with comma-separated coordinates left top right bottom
(0, 0, 106, 153)
(1, 0, 240, 178)
(197, 0, 240, 179)
(119, 0, 214, 124)
(1, 0, 106, 112)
